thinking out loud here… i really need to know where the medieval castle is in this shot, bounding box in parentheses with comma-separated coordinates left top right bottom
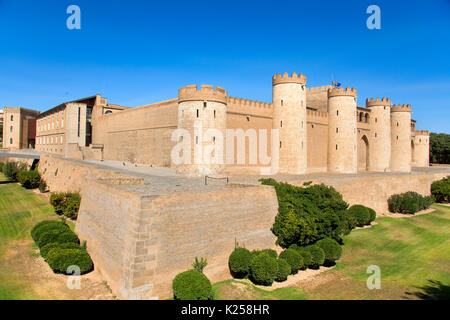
(3, 72, 429, 176)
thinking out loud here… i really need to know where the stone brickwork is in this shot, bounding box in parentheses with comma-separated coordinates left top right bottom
(76, 178, 278, 300)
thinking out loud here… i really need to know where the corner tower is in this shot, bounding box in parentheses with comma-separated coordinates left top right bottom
(176, 84, 227, 176)
(390, 104, 412, 172)
(327, 87, 358, 174)
(272, 72, 307, 174)
(412, 130, 430, 167)
(366, 97, 391, 172)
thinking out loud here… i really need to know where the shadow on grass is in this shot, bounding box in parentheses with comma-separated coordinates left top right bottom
(0, 180, 14, 185)
(404, 280, 450, 300)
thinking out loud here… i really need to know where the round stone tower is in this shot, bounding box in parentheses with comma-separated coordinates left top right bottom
(412, 130, 430, 167)
(327, 87, 358, 174)
(272, 72, 307, 174)
(366, 97, 391, 172)
(176, 84, 227, 176)
(390, 104, 412, 172)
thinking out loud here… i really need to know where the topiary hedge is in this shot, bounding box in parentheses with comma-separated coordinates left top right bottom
(2, 161, 27, 181)
(275, 259, 291, 282)
(315, 238, 342, 266)
(172, 270, 213, 300)
(31, 220, 93, 275)
(228, 247, 253, 279)
(296, 248, 312, 270)
(50, 192, 81, 219)
(279, 248, 303, 274)
(431, 177, 450, 203)
(46, 248, 93, 274)
(17, 170, 41, 189)
(366, 207, 377, 223)
(347, 205, 371, 227)
(31, 220, 69, 242)
(388, 191, 434, 214)
(305, 245, 325, 269)
(249, 253, 278, 286)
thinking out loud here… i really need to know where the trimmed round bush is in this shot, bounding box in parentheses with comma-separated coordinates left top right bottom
(31, 220, 68, 242)
(172, 270, 212, 300)
(55, 230, 80, 245)
(366, 207, 376, 223)
(37, 230, 65, 249)
(348, 205, 371, 227)
(249, 253, 278, 286)
(262, 249, 278, 259)
(275, 259, 291, 282)
(46, 248, 93, 274)
(305, 245, 325, 269)
(228, 248, 253, 279)
(17, 170, 41, 189)
(296, 248, 312, 270)
(41, 242, 81, 259)
(249, 252, 278, 286)
(279, 249, 303, 274)
(40, 242, 60, 258)
(315, 238, 342, 266)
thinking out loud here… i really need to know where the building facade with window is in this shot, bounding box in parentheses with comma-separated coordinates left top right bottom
(35, 95, 128, 158)
(1, 107, 40, 150)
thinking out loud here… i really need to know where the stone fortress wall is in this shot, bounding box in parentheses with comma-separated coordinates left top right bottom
(81, 72, 429, 177)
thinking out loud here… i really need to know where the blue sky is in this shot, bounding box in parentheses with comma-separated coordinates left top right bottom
(0, 0, 449, 133)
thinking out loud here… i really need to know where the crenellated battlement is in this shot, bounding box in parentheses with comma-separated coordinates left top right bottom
(178, 84, 227, 104)
(391, 104, 411, 112)
(272, 72, 306, 86)
(414, 130, 430, 136)
(328, 87, 357, 98)
(307, 109, 328, 118)
(227, 96, 273, 117)
(366, 97, 391, 107)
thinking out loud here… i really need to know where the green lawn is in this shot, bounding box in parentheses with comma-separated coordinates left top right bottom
(0, 173, 57, 299)
(214, 204, 450, 300)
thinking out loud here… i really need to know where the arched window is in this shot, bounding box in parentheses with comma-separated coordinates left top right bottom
(359, 113, 363, 122)
(365, 113, 369, 123)
(104, 110, 112, 114)
(10, 138, 13, 144)
(10, 126, 13, 132)
(10, 115, 13, 121)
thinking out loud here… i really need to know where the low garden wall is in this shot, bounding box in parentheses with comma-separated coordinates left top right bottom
(286, 171, 450, 213)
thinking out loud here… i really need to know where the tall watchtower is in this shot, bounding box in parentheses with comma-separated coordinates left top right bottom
(412, 130, 430, 167)
(327, 87, 358, 174)
(177, 84, 227, 176)
(272, 72, 307, 174)
(390, 104, 412, 172)
(366, 97, 391, 172)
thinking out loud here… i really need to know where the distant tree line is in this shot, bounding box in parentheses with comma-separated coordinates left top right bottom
(430, 133, 450, 164)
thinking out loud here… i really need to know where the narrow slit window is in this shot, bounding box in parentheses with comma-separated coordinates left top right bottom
(196, 109, 199, 118)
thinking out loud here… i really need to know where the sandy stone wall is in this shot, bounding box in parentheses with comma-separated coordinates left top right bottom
(76, 179, 278, 300)
(93, 99, 178, 166)
(37, 155, 142, 192)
